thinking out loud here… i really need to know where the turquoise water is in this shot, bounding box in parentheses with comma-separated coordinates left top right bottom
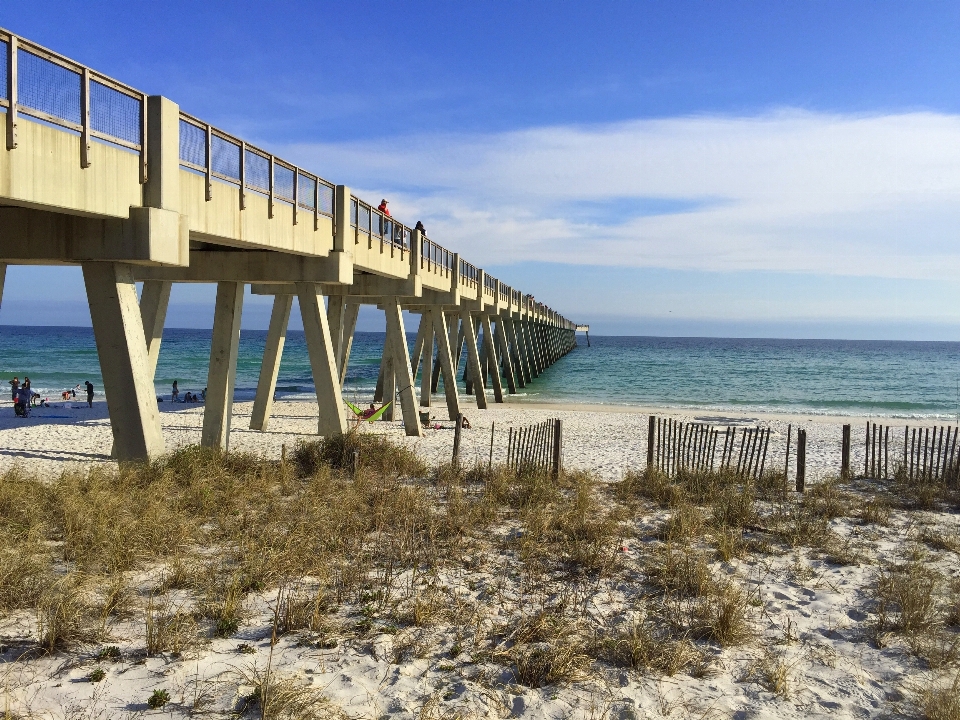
(3, 327, 960, 420)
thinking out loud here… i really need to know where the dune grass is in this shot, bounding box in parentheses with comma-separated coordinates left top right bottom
(0, 431, 957, 717)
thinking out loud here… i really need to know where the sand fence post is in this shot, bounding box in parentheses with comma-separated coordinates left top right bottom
(796, 428, 806, 493)
(646, 415, 656, 470)
(551, 419, 563, 479)
(452, 412, 464, 467)
(841, 424, 851, 479)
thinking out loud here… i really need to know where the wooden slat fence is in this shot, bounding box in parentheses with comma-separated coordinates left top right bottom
(646, 416, 772, 482)
(902, 424, 959, 485)
(507, 418, 562, 477)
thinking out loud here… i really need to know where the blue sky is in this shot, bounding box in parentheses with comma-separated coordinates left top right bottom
(4, 1, 960, 337)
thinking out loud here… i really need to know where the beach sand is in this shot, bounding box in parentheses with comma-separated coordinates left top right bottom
(0, 396, 929, 481)
(1, 398, 958, 718)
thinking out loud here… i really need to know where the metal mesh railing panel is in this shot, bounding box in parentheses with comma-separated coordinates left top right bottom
(274, 164, 295, 201)
(244, 150, 270, 192)
(90, 81, 140, 145)
(350, 198, 358, 226)
(318, 183, 334, 216)
(211, 135, 240, 180)
(18, 50, 80, 125)
(0, 41, 8, 100)
(179, 119, 206, 167)
(358, 204, 370, 233)
(298, 175, 316, 209)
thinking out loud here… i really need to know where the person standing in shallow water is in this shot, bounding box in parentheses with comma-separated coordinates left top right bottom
(84, 381, 94, 408)
(172, 380, 179, 402)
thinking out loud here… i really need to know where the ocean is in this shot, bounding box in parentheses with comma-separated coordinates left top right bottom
(2, 327, 960, 420)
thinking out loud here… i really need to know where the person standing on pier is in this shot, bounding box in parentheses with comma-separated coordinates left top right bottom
(378, 199, 391, 216)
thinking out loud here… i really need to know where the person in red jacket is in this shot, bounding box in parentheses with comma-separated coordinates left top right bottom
(378, 199, 391, 217)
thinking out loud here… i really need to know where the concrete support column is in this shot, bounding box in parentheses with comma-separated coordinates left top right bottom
(419, 313, 434, 407)
(82, 262, 165, 461)
(339, 302, 360, 387)
(201, 282, 244, 450)
(139, 280, 172, 381)
(432, 308, 461, 420)
(494, 318, 517, 394)
(505, 318, 527, 388)
(296, 283, 347, 437)
(410, 313, 429, 380)
(461, 310, 488, 409)
(481, 314, 504, 403)
(512, 319, 532, 384)
(0, 263, 6, 310)
(384, 297, 422, 436)
(374, 350, 388, 405)
(523, 320, 541, 377)
(250, 293, 293, 431)
(327, 293, 346, 374)
(382, 344, 397, 421)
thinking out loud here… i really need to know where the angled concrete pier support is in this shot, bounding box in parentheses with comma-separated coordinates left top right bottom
(494, 318, 517, 394)
(83, 262, 165, 461)
(0, 263, 6, 310)
(202, 282, 244, 450)
(505, 319, 526, 388)
(481, 314, 504, 403)
(384, 297, 422, 436)
(432, 308, 460, 420)
(327, 293, 346, 374)
(461, 310, 487, 409)
(297, 283, 347, 437)
(339, 302, 360, 387)
(250, 293, 293, 431)
(139, 280, 172, 380)
(419, 313, 435, 407)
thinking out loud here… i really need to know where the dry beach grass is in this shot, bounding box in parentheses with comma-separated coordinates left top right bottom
(0, 420, 958, 718)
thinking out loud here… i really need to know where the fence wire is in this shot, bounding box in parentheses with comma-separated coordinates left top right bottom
(298, 175, 316, 209)
(211, 135, 240, 180)
(274, 164, 295, 202)
(244, 149, 270, 193)
(19, 50, 80, 125)
(318, 183, 334, 215)
(178, 119, 205, 168)
(90, 81, 140, 145)
(0, 41, 8, 100)
(357, 204, 370, 233)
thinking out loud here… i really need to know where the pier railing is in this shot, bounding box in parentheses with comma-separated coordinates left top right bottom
(178, 112, 336, 226)
(0, 26, 574, 327)
(1, 30, 147, 179)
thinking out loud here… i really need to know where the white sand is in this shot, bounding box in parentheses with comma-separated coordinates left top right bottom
(1, 398, 958, 718)
(0, 396, 939, 482)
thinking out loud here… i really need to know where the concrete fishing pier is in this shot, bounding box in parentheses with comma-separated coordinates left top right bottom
(0, 28, 579, 460)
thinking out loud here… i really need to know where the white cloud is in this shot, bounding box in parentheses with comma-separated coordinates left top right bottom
(277, 110, 960, 279)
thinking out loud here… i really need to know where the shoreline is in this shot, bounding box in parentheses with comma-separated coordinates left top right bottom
(474, 396, 960, 427)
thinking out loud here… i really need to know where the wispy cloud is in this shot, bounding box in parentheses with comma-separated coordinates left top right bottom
(276, 109, 960, 279)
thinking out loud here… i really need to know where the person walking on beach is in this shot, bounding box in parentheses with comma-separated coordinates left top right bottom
(84, 380, 94, 408)
(172, 380, 179, 402)
(9, 377, 18, 403)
